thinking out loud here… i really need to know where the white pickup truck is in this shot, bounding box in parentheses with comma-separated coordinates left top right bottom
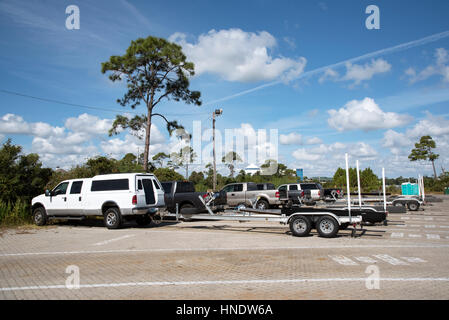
(31, 173, 165, 229)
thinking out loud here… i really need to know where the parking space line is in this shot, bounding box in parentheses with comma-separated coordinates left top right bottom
(391, 233, 404, 238)
(354, 256, 377, 263)
(373, 254, 409, 265)
(328, 255, 358, 265)
(2, 277, 449, 292)
(401, 257, 427, 263)
(408, 234, 422, 238)
(426, 234, 441, 240)
(93, 234, 135, 246)
(2, 244, 449, 258)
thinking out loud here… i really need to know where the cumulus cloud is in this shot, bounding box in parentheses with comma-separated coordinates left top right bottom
(327, 97, 412, 132)
(292, 141, 377, 163)
(405, 48, 449, 83)
(342, 58, 391, 85)
(319, 59, 391, 86)
(0, 113, 64, 138)
(169, 28, 307, 82)
(280, 132, 302, 145)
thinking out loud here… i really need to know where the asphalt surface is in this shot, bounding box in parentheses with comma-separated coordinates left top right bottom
(1, 196, 449, 300)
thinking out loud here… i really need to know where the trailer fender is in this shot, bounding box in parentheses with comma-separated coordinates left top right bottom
(287, 212, 342, 225)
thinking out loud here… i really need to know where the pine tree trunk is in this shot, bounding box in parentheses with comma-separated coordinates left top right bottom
(432, 159, 437, 180)
(143, 108, 152, 172)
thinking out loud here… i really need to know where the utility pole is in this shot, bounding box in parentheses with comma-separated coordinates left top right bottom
(212, 109, 223, 190)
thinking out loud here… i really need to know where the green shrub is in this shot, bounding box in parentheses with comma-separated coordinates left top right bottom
(0, 199, 31, 226)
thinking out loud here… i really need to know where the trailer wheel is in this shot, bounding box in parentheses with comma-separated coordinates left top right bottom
(316, 216, 339, 238)
(289, 216, 312, 237)
(393, 201, 404, 207)
(407, 202, 419, 211)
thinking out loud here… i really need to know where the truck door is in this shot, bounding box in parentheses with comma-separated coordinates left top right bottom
(65, 180, 84, 216)
(228, 184, 245, 206)
(136, 177, 156, 206)
(46, 181, 70, 216)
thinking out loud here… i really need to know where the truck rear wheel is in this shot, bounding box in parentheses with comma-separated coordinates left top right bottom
(289, 215, 312, 237)
(104, 207, 122, 229)
(316, 216, 339, 238)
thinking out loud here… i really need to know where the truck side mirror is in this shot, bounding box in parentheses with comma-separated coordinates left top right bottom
(45, 190, 52, 197)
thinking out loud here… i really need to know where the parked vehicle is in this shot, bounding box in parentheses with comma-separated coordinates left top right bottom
(161, 181, 226, 214)
(31, 173, 165, 229)
(220, 182, 280, 210)
(278, 184, 311, 204)
(324, 188, 344, 200)
(278, 183, 324, 202)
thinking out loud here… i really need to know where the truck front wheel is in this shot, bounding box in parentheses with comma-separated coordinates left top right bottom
(256, 199, 269, 210)
(33, 207, 47, 226)
(104, 207, 122, 229)
(407, 202, 419, 211)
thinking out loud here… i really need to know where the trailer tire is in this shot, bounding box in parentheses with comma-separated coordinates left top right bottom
(407, 202, 419, 211)
(316, 216, 339, 238)
(393, 201, 404, 207)
(289, 215, 312, 237)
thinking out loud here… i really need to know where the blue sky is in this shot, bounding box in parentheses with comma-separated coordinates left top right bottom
(0, 0, 449, 178)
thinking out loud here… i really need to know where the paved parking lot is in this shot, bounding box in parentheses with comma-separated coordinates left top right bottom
(1, 196, 449, 300)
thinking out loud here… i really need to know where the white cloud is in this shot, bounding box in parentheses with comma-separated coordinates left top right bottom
(318, 68, 339, 83)
(327, 97, 412, 132)
(405, 48, 449, 83)
(319, 59, 391, 86)
(0, 113, 64, 138)
(342, 59, 391, 85)
(169, 28, 307, 82)
(305, 137, 323, 145)
(280, 132, 302, 145)
(292, 148, 321, 161)
(65, 113, 112, 136)
(407, 112, 449, 138)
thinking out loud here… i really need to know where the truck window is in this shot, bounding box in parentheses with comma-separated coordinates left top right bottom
(70, 181, 83, 194)
(278, 185, 287, 192)
(53, 182, 69, 195)
(247, 183, 258, 191)
(176, 182, 195, 193)
(161, 182, 173, 193)
(91, 179, 129, 191)
(290, 185, 298, 190)
(137, 180, 143, 190)
(256, 184, 264, 190)
(222, 185, 234, 193)
(300, 184, 315, 190)
(266, 183, 275, 190)
(153, 180, 161, 189)
(234, 184, 243, 192)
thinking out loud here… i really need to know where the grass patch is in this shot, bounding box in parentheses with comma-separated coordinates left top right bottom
(0, 199, 32, 226)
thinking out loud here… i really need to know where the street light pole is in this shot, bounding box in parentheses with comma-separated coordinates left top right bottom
(212, 109, 222, 190)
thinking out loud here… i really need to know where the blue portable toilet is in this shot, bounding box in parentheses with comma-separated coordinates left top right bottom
(401, 182, 419, 196)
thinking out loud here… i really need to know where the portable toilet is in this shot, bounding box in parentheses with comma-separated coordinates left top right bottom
(401, 182, 419, 196)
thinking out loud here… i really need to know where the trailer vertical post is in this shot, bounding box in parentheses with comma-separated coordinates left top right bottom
(345, 153, 352, 223)
(382, 168, 387, 213)
(356, 160, 362, 209)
